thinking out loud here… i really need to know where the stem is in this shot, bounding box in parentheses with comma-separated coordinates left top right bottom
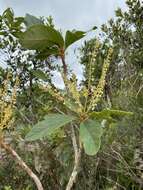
(66, 125, 81, 190)
(84, 54, 92, 112)
(61, 55, 68, 76)
(60, 54, 81, 190)
(0, 140, 44, 190)
(60, 54, 69, 93)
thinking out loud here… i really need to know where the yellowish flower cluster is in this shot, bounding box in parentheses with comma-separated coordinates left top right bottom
(41, 81, 83, 114)
(40, 44, 113, 116)
(81, 86, 88, 98)
(0, 74, 18, 131)
(88, 40, 101, 87)
(41, 85, 64, 102)
(63, 74, 83, 113)
(87, 48, 113, 111)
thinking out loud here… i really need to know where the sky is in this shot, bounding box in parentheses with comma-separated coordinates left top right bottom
(0, 0, 126, 30)
(0, 0, 127, 88)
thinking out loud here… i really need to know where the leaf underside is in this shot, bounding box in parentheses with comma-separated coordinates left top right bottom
(25, 114, 76, 141)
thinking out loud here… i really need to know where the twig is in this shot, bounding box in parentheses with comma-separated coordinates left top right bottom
(136, 84, 143, 98)
(66, 125, 81, 190)
(15, 106, 33, 124)
(111, 146, 143, 187)
(0, 140, 44, 190)
(102, 176, 126, 190)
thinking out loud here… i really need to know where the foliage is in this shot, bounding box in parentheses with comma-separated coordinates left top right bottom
(25, 114, 76, 141)
(80, 119, 103, 155)
(0, 1, 142, 189)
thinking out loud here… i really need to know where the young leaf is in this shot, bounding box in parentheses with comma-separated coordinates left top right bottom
(24, 14, 43, 28)
(90, 109, 133, 121)
(80, 119, 103, 156)
(25, 114, 76, 141)
(65, 30, 86, 49)
(31, 69, 48, 81)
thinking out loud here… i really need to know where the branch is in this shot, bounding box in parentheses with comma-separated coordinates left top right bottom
(66, 125, 81, 190)
(0, 140, 44, 190)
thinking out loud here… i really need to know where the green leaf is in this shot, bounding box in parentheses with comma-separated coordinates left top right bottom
(15, 17, 24, 24)
(2, 8, 14, 23)
(36, 47, 59, 60)
(24, 14, 43, 28)
(25, 114, 76, 141)
(115, 8, 123, 17)
(44, 26, 64, 47)
(31, 69, 48, 81)
(90, 109, 133, 121)
(80, 119, 103, 156)
(105, 109, 133, 117)
(20, 25, 53, 50)
(20, 24, 64, 50)
(65, 30, 86, 49)
(92, 26, 97, 30)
